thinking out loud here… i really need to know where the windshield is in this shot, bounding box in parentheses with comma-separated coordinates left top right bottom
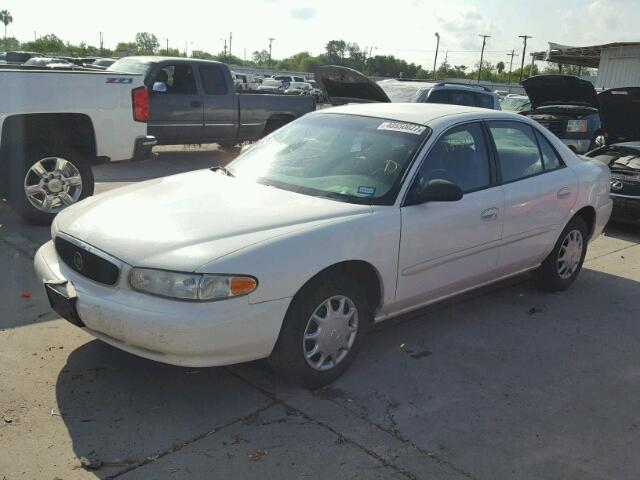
(107, 59, 153, 75)
(262, 80, 281, 87)
(227, 113, 429, 205)
(501, 97, 530, 111)
(590, 147, 640, 171)
(379, 82, 424, 102)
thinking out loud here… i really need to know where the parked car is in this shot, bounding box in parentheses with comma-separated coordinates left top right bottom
(23, 57, 74, 68)
(0, 66, 156, 224)
(285, 81, 312, 95)
(273, 74, 306, 89)
(585, 87, 640, 225)
(307, 79, 325, 102)
(520, 75, 601, 154)
(86, 58, 117, 70)
(500, 94, 531, 113)
(108, 57, 315, 148)
(4, 51, 43, 65)
(35, 103, 612, 387)
(257, 78, 285, 93)
(232, 72, 259, 91)
(0, 52, 6, 64)
(312, 65, 501, 110)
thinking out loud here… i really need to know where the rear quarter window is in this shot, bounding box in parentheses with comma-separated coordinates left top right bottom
(475, 93, 494, 109)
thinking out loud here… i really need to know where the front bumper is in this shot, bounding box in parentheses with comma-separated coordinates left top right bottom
(34, 240, 290, 367)
(132, 135, 157, 161)
(610, 194, 640, 225)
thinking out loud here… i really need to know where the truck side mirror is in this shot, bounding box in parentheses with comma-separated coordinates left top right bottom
(152, 81, 167, 93)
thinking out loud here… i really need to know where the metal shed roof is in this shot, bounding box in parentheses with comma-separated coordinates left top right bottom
(532, 42, 640, 68)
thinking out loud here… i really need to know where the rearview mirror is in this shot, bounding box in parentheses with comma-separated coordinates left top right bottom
(152, 81, 167, 93)
(410, 179, 463, 204)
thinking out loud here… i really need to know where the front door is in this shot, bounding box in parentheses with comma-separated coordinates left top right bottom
(396, 122, 504, 310)
(148, 62, 203, 144)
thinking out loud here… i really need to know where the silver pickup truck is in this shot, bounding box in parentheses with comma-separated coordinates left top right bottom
(108, 57, 316, 148)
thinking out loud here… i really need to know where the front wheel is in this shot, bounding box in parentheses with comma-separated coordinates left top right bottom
(534, 216, 588, 292)
(8, 151, 94, 225)
(269, 274, 370, 388)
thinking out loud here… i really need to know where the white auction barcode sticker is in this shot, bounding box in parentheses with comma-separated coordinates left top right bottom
(377, 121, 426, 135)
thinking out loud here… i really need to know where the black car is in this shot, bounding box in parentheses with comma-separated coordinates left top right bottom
(586, 87, 640, 225)
(520, 75, 601, 154)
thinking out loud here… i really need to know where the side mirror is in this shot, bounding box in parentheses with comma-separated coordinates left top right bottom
(410, 179, 463, 204)
(152, 81, 167, 93)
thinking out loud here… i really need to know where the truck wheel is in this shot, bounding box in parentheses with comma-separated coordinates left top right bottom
(7, 149, 94, 225)
(264, 117, 292, 136)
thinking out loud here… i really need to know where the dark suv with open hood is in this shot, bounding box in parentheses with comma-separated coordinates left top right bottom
(586, 87, 640, 226)
(520, 75, 601, 154)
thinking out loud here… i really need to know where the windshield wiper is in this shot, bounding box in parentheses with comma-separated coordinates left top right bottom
(211, 166, 234, 177)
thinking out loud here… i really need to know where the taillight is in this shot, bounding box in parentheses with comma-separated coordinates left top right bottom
(132, 86, 149, 122)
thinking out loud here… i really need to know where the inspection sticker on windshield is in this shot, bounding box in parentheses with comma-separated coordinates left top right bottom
(377, 121, 426, 135)
(357, 186, 376, 196)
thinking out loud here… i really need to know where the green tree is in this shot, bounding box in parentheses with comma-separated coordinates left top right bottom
(22, 34, 65, 55)
(252, 49, 270, 65)
(496, 61, 505, 74)
(0, 36, 19, 51)
(115, 41, 138, 56)
(324, 39, 347, 64)
(192, 50, 215, 60)
(135, 32, 159, 55)
(0, 10, 13, 39)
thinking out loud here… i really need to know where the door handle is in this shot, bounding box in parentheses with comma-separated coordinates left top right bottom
(481, 207, 499, 221)
(557, 186, 571, 198)
(190, 100, 202, 108)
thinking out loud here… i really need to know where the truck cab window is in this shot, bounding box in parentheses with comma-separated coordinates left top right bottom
(199, 64, 229, 95)
(153, 64, 197, 95)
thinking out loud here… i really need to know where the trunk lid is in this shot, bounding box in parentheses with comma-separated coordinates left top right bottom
(521, 75, 597, 110)
(598, 87, 640, 144)
(311, 65, 391, 106)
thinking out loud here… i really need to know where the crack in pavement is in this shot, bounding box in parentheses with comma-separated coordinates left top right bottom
(106, 402, 276, 479)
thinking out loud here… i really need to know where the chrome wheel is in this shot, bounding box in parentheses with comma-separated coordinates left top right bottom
(557, 229, 583, 279)
(23, 157, 83, 213)
(303, 295, 359, 371)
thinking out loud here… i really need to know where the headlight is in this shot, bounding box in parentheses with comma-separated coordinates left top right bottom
(566, 120, 588, 133)
(129, 268, 257, 301)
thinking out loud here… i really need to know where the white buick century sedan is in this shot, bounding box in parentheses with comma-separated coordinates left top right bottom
(35, 103, 612, 387)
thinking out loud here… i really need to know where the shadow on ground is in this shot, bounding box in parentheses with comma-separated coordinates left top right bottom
(57, 268, 640, 479)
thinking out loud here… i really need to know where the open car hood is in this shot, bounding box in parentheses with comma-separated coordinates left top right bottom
(598, 87, 640, 145)
(521, 75, 597, 109)
(311, 65, 391, 105)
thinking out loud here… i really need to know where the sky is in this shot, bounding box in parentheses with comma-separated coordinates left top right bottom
(3, 0, 639, 69)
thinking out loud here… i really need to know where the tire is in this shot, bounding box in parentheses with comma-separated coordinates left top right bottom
(269, 273, 370, 388)
(264, 117, 291, 136)
(7, 148, 94, 225)
(533, 216, 588, 292)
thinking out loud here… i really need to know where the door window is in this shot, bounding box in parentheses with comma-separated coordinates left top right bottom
(475, 93, 494, 109)
(449, 90, 476, 107)
(412, 122, 491, 194)
(488, 121, 544, 182)
(199, 64, 228, 95)
(152, 64, 197, 95)
(534, 130, 563, 170)
(426, 89, 449, 104)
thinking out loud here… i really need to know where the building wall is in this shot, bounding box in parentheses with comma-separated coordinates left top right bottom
(597, 45, 640, 89)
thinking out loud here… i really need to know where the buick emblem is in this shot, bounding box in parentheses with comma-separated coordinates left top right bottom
(610, 180, 624, 191)
(73, 251, 84, 271)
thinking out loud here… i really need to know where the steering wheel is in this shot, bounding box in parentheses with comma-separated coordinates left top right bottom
(372, 160, 400, 178)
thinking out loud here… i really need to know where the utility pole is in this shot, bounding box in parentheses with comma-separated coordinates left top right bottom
(185, 41, 188, 57)
(165, 38, 169, 55)
(229, 32, 232, 60)
(518, 35, 532, 81)
(506, 49, 518, 85)
(267, 37, 275, 68)
(433, 32, 440, 80)
(99, 32, 104, 56)
(529, 52, 536, 77)
(477, 34, 490, 83)
(34, 31, 37, 42)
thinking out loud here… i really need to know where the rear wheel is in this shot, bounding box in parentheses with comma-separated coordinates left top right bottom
(269, 273, 370, 388)
(7, 149, 94, 225)
(534, 216, 588, 291)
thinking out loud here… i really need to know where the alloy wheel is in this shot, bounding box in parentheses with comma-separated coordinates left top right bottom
(23, 157, 83, 213)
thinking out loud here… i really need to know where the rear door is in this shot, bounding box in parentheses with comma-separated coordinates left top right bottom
(396, 122, 504, 308)
(148, 62, 204, 144)
(198, 63, 238, 141)
(487, 121, 578, 274)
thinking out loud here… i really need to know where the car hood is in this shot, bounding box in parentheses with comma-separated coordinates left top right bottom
(521, 75, 597, 109)
(55, 170, 372, 271)
(311, 65, 391, 106)
(598, 87, 640, 144)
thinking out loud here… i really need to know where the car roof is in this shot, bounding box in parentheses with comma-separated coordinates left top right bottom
(379, 80, 496, 95)
(316, 102, 523, 126)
